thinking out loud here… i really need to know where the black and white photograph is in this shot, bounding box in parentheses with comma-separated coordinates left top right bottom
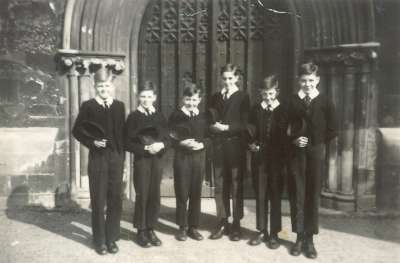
(0, 0, 399, 262)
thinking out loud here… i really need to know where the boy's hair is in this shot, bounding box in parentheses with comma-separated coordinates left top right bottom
(298, 61, 319, 76)
(220, 63, 242, 76)
(261, 75, 279, 91)
(182, 82, 202, 97)
(139, 80, 157, 94)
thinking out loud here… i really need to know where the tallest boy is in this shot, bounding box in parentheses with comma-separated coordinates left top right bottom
(287, 62, 338, 259)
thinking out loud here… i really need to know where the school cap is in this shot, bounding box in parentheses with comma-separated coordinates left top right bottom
(169, 123, 193, 141)
(80, 120, 106, 140)
(135, 126, 160, 145)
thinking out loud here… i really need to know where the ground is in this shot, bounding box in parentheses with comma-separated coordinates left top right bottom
(1, 199, 399, 263)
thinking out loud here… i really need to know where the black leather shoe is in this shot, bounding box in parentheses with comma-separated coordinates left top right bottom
(176, 227, 187, 241)
(229, 229, 242, 241)
(290, 235, 304, 256)
(304, 239, 318, 259)
(249, 231, 267, 246)
(147, 229, 162, 246)
(229, 221, 241, 241)
(106, 241, 119, 254)
(268, 234, 280, 249)
(137, 230, 151, 248)
(95, 244, 107, 255)
(188, 227, 204, 241)
(209, 219, 229, 240)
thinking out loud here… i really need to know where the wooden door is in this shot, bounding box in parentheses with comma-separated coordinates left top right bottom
(138, 0, 290, 197)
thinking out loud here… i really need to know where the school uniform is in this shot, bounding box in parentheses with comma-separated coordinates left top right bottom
(72, 97, 125, 247)
(124, 105, 170, 231)
(249, 100, 287, 235)
(208, 88, 250, 227)
(169, 107, 208, 229)
(286, 89, 338, 236)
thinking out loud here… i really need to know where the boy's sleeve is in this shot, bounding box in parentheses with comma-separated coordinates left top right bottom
(326, 98, 338, 142)
(124, 113, 146, 156)
(159, 113, 172, 149)
(228, 93, 250, 134)
(72, 102, 94, 149)
(167, 111, 180, 147)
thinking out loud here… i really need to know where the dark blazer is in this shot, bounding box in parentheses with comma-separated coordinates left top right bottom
(208, 90, 250, 137)
(72, 98, 125, 152)
(248, 103, 288, 159)
(168, 109, 208, 151)
(124, 110, 170, 158)
(286, 93, 338, 145)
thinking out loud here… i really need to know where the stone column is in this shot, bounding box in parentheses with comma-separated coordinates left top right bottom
(57, 50, 125, 203)
(305, 42, 380, 212)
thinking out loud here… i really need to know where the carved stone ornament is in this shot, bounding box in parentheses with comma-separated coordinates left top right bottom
(57, 49, 125, 75)
(304, 42, 380, 66)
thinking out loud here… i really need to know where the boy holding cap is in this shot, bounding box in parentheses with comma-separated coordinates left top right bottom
(72, 67, 126, 255)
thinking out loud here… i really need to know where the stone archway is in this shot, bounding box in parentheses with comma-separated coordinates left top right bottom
(58, 0, 379, 212)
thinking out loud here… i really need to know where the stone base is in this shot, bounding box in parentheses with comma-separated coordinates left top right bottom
(321, 192, 356, 212)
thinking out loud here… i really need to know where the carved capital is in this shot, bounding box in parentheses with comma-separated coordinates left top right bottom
(304, 42, 380, 66)
(57, 49, 126, 75)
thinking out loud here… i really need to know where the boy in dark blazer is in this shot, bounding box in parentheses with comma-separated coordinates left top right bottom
(208, 64, 250, 241)
(125, 81, 170, 248)
(72, 68, 125, 255)
(287, 62, 338, 259)
(169, 83, 208, 241)
(248, 75, 287, 249)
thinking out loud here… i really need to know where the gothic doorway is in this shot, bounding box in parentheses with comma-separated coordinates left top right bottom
(138, 0, 293, 196)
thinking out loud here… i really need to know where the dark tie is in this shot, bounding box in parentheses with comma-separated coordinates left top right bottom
(189, 111, 194, 117)
(145, 108, 151, 116)
(222, 91, 228, 101)
(304, 95, 311, 107)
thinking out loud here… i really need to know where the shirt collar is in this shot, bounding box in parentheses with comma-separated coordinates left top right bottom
(95, 96, 113, 108)
(298, 88, 319, 100)
(260, 100, 280, 111)
(181, 106, 199, 117)
(137, 105, 156, 116)
(221, 86, 239, 99)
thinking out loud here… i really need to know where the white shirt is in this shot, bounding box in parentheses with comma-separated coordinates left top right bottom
(95, 96, 113, 108)
(298, 88, 319, 101)
(181, 106, 199, 117)
(260, 100, 280, 111)
(221, 86, 239, 100)
(137, 105, 156, 116)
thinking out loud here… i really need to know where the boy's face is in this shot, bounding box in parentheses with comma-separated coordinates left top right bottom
(182, 93, 201, 111)
(95, 81, 114, 100)
(298, 73, 320, 95)
(261, 87, 279, 105)
(138, 90, 156, 109)
(221, 71, 239, 90)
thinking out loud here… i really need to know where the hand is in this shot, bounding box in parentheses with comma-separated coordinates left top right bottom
(93, 139, 107, 148)
(149, 142, 165, 154)
(249, 143, 260, 152)
(210, 122, 229, 132)
(191, 142, 204, 151)
(179, 139, 196, 148)
(293, 136, 308, 148)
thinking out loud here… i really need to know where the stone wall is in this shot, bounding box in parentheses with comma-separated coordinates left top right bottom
(0, 0, 67, 209)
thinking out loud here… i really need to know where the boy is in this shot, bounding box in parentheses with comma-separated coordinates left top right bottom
(208, 64, 250, 241)
(287, 62, 338, 258)
(125, 81, 170, 248)
(169, 83, 207, 241)
(72, 67, 125, 255)
(248, 75, 286, 249)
